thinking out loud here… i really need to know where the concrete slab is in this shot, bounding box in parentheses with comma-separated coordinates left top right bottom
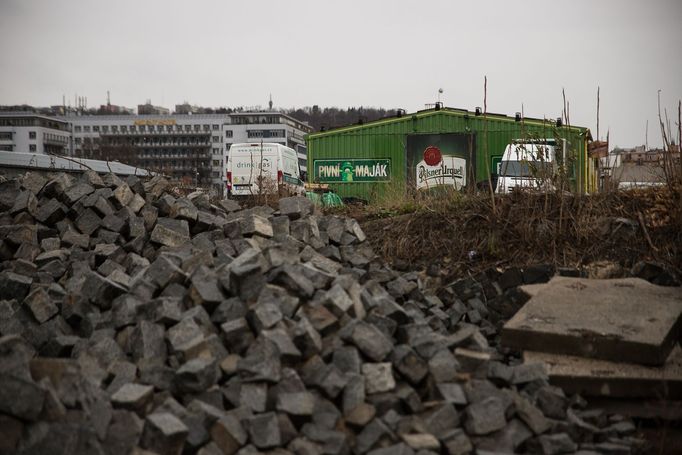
(586, 397, 682, 420)
(502, 277, 682, 366)
(517, 283, 549, 298)
(524, 346, 682, 399)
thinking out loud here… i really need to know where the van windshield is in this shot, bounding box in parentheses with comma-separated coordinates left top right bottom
(500, 160, 552, 177)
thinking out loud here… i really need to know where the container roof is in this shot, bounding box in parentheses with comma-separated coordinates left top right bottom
(307, 106, 591, 139)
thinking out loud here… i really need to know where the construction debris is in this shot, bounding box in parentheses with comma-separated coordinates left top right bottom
(0, 171, 649, 454)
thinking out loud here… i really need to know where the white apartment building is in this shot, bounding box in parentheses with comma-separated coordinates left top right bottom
(228, 112, 311, 173)
(0, 113, 71, 155)
(63, 114, 229, 194)
(63, 112, 312, 195)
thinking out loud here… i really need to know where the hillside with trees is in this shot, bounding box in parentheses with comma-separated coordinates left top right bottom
(285, 106, 397, 131)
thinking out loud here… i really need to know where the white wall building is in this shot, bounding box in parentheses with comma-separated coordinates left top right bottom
(0, 113, 71, 155)
(63, 114, 228, 193)
(60, 111, 312, 195)
(227, 112, 311, 174)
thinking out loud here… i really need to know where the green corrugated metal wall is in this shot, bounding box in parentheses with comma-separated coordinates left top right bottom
(306, 108, 592, 201)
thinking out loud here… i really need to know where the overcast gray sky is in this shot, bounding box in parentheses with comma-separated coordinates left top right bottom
(1, 0, 680, 147)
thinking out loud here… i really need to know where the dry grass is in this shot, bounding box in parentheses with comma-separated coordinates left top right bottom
(343, 184, 682, 280)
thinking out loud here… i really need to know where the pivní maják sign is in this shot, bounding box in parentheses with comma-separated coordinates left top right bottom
(313, 159, 391, 183)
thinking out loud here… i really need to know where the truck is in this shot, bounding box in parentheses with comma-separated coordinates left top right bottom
(226, 142, 305, 197)
(496, 139, 567, 193)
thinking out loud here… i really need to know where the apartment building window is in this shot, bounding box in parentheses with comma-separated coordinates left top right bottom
(203, 124, 210, 131)
(212, 136, 220, 142)
(84, 126, 90, 132)
(102, 125, 108, 132)
(121, 125, 128, 132)
(29, 131, 36, 139)
(194, 124, 200, 131)
(248, 130, 285, 138)
(29, 144, 36, 152)
(75, 138, 82, 144)
(112, 126, 118, 132)
(225, 130, 233, 138)
(74, 126, 82, 132)
(212, 124, 219, 130)
(247, 129, 285, 138)
(185, 125, 191, 131)
(213, 160, 220, 166)
(93, 125, 100, 132)
(212, 171, 219, 178)
(167, 125, 173, 132)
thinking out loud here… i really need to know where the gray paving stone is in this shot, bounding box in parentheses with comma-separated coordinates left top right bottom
(24, 288, 58, 323)
(141, 412, 189, 455)
(464, 397, 507, 436)
(210, 415, 247, 454)
(247, 412, 281, 449)
(537, 432, 577, 455)
(345, 321, 394, 362)
(363, 362, 396, 394)
(151, 217, 191, 247)
(276, 391, 315, 416)
(111, 383, 155, 416)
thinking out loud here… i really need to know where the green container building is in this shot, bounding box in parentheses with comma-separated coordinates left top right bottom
(305, 107, 596, 201)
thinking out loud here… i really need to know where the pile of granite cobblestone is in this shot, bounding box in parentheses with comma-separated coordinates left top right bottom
(0, 171, 644, 454)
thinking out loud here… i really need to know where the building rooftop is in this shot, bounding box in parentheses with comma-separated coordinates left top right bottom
(0, 151, 153, 176)
(0, 112, 70, 124)
(57, 113, 232, 121)
(308, 106, 589, 138)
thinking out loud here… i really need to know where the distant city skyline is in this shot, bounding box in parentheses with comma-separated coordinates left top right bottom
(1, 0, 680, 148)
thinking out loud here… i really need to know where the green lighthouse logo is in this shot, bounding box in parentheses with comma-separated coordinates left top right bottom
(341, 161, 354, 182)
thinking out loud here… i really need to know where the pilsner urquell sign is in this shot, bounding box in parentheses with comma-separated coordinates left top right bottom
(313, 159, 391, 183)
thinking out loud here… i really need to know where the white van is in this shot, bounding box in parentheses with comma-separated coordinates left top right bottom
(496, 139, 566, 193)
(226, 142, 305, 197)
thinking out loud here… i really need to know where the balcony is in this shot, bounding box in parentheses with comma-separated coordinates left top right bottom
(44, 136, 69, 145)
(103, 140, 211, 148)
(101, 130, 210, 136)
(140, 156, 210, 162)
(135, 141, 210, 148)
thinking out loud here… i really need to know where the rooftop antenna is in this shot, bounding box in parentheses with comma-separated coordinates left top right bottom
(438, 88, 443, 104)
(269, 94, 273, 111)
(107, 90, 111, 107)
